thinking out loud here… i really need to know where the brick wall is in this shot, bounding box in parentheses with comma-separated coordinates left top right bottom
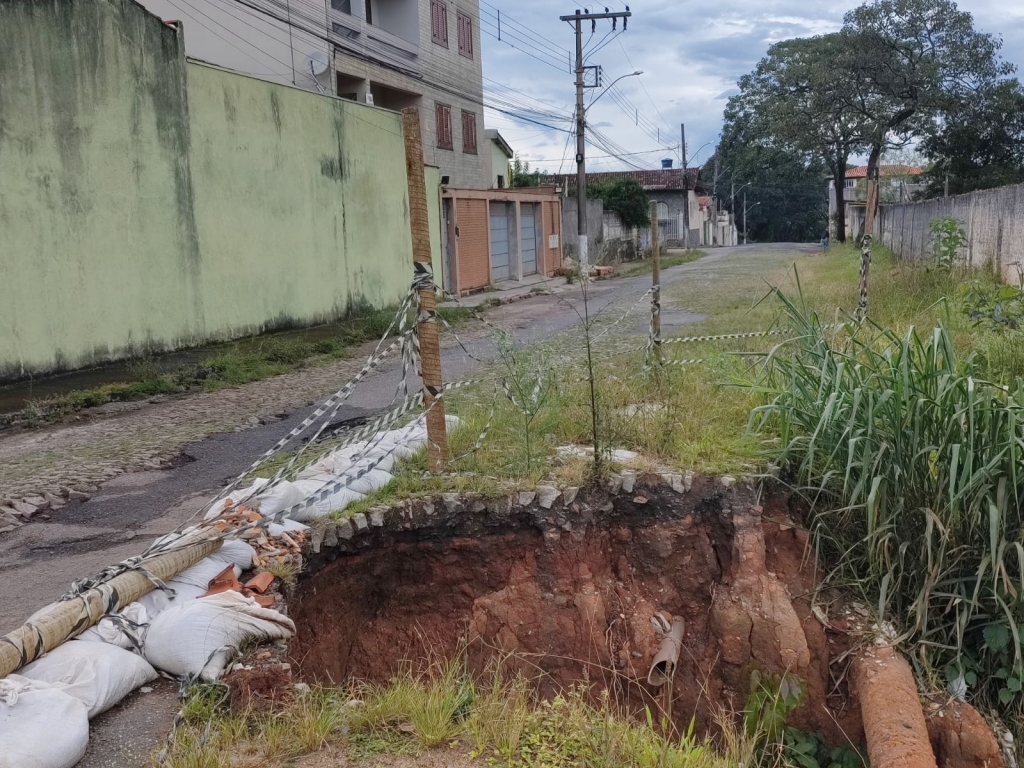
(456, 198, 490, 291)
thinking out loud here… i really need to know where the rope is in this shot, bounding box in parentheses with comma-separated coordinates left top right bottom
(857, 234, 872, 322)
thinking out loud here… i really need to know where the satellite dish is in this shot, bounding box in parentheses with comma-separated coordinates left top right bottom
(304, 51, 330, 77)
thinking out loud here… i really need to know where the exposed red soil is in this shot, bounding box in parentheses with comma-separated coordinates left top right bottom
(853, 645, 938, 768)
(223, 650, 295, 715)
(926, 701, 1006, 768)
(289, 481, 862, 744)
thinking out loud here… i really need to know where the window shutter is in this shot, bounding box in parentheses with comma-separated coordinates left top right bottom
(461, 111, 476, 154)
(457, 13, 473, 58)
(431, 0, 448, 46)
(436, 104, 452, 150)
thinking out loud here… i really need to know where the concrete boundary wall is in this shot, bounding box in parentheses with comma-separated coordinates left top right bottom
(0, 0, 435, 380)
(875, 183, 1024, 282)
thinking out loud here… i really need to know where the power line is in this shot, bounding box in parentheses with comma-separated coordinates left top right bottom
(584, 29, 622, 62)
(212, 0, 574, 134)
(528, 147, 679, 165)
(615, 35, 674, 138)
(479, 0, 572, 58)
(165, 0, 296, 78)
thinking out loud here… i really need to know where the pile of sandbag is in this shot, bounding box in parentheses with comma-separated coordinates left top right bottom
(204, 414, 460, 523)
(0, 535, 293, 768)
(0, 413, 452, 768)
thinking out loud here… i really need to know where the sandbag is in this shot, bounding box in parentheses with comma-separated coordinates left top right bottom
(267, 518, 309, 538)
(0, 675, 89, 768)
(144, 591, 295, 681)
(289, 479, 364, 521)
(251, 480, 306, 517)
(171, 539, 256, 589)
(77, 602, 149, 650)
(18, 640, 157, 718)
(134, 581, 207, 619)
(339, 468, 394, 496)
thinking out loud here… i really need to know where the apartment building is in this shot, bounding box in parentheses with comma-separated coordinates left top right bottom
(136, 0, 490, 187)
(331, 0, 488, 187)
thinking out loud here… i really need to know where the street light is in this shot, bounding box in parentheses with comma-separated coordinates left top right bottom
(586, 70, 644, 112)
(686, 141, 714, 168)
(743, 199, 761, 245)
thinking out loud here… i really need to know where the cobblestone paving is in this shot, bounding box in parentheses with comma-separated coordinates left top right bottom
(0, 327, 489, 517)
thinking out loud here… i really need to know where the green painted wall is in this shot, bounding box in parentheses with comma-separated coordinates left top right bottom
(0, 0, 435, 379)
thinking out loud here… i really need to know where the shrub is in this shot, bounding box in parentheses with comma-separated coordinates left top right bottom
(587, 179, 651, 230)
(929, 216, 968, 271)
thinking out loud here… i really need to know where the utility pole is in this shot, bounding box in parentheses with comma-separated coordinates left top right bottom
(944, 174, 950, 198)
(743, 191, 747, 246)
(712, 154, 719, 246)
(680, 123, 690, 248)
(560, 7, 632, 271)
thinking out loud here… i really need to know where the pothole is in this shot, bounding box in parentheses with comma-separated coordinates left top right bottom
(288, 480, 863, 746)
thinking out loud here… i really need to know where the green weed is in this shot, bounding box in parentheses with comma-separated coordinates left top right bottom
(746, 289, 1024, 730)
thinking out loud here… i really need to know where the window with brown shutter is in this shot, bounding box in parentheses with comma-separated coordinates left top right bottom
(457, 11, 473, 58)
(436, 103, 453, 150)
(461, 110, 477, 154)
(430, 0, 448, 47)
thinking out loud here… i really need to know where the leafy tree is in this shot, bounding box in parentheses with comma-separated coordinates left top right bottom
(509, 154, 546, 188)
(586, 179, 650, 229)
(919, 78, 1024, 196)
(711, 102, 831, 243)
(841, 0, 1013, 230)
(727, 33, 866, 241)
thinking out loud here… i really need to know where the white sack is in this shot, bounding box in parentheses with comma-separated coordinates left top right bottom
(134, 581, 207, 619)
(144, 591, 295, 681)
(267, 518, 309, 538)
(18, 640, 157, 718)
(77, 603, 149, 650)
(251, 480, 306, 517)
(171, 539, 256, 589)
(338, 469, 394, 496)
(0, 675, 89, 768)
(288, 479, 364, 522)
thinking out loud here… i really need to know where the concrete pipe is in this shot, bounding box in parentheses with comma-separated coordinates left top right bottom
(647, 616, 685, 687)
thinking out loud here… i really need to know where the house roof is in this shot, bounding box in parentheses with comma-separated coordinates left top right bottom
(551, 167, 705, 192)
(484, 129, 513, 159)
(845, 165, 924, 179)
(698, 196, 713, 209)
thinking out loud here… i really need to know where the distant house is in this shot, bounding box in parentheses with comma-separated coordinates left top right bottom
(484, 130, 514, 189)
(551, 164, 709, 247)
(828, 165, 926, 239)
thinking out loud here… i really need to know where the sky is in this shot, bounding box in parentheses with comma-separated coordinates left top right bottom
(478, 0, 1024, 175)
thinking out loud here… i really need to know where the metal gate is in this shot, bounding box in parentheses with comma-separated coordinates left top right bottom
(521, 203, 538, 276)
(489, 202, 511, 281)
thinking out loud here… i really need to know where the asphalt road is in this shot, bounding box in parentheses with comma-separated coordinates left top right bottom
(0, 242, 813, 767)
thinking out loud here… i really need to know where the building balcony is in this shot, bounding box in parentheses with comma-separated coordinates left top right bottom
(329, 0, 420, 73)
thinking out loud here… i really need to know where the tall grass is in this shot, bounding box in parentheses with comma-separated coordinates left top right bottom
(747, 289, 1024, 726)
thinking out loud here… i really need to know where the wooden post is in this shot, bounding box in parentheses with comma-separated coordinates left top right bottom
(402, 107, 448, 472)
(650, 201, 663, 363)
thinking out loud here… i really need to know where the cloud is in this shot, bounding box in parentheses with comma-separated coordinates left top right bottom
(482, 0, 1024, 171)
